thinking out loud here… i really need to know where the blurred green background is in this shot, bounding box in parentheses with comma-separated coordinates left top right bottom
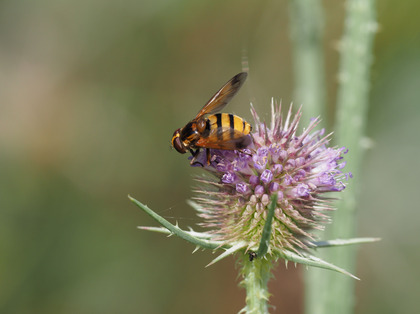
(1, 1, 419, 313)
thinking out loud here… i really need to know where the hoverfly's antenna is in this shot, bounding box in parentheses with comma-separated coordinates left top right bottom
(241, 47, 257, 109)
(241, 48, 249, 73)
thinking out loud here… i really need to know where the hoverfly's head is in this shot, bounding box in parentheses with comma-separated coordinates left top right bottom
(171, 128, 187, 154)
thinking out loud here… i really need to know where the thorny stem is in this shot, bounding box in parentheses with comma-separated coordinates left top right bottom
(288, 0, 326, 126)
(240, 255, 273, 314)
(305, 1, 377, 314)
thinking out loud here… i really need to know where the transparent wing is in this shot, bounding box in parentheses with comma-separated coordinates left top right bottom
(194, 72, 247, 120)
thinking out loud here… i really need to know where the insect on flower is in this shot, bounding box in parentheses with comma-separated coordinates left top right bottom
(171, 72, 253, 166)
(248, 251, 257, 261)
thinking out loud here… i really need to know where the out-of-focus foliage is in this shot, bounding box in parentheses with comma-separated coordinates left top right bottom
(0, 1, 418, 313)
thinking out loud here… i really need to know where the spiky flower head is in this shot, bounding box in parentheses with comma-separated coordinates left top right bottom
(192, 102, 351, 257)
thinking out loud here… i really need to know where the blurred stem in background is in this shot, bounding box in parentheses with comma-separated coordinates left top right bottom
(289, 0, 377, 313)
(288, 0, 326, 126)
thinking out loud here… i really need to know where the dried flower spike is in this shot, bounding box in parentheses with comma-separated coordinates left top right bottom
(192, 101, 351, 257)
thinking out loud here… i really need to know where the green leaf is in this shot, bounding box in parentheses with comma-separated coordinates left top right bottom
(137, 226, 215, 240)
(206, 241, 247, 267)
(312, 237, 381, 248)
(129, 195, 220, 250)
(278, 249, 359, 280)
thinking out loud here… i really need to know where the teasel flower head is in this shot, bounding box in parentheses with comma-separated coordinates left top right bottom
(192, 102, 351, 257)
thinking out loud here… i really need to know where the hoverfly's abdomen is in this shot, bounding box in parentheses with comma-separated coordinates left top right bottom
(207, 113, 251, 141)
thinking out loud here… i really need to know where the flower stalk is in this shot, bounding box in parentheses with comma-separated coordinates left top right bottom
(240, 256, 273, 314)
(328, 1, 377, 312)
(289, 0, 326, 124)
(301, 1, 378, 313)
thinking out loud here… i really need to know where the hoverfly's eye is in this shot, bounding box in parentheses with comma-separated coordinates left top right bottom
(172, 129, 187, 154)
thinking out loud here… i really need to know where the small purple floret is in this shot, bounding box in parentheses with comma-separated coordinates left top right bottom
(260, 169, 273, 184)
(253, 156, 267, 170)
(236, 182, 250, 195)
(257, 147, 269, 157)
(318, 173, 336, 186)
(249, 175, 259, 186)
(255, 185, 264, 197)
(239, 149, 252, 161)
(269, 182, 279, 192)
(283, 175, 293, 186)
(273, 164, 283, 174)
(222, 172, 237, 184)
(295, 183, 310, 197)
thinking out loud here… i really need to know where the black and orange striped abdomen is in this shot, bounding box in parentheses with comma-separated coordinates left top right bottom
(207, 113, 251, 141)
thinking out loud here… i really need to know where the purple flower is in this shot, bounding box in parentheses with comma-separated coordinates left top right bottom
(222, 172, 237, 184)
(254, 185, 265, 198)
(318, 173, 336, 186)
(283, 174, 293, 186)
(260, 170, 273, 184)
(269, 182, 279, 192)
(192, 104, 351, 255)
(249, 175, 259, 186)
(252, 154, 268, 170)
(236, 182, 250, 195)
(293, 183, 310, 197)
(272, 164, 283, 174)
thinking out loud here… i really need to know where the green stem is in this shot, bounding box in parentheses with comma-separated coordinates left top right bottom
(240, 255, 273, 314)
(305, 1, 377, 314)
(288, 0, 326, 125)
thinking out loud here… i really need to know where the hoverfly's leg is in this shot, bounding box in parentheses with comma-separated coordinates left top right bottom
(237, 149, 252, 156)
(206, 148, 211, 165)
(189, 148, 204, 167)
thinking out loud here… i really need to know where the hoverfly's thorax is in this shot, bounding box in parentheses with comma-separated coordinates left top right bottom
(180, 121, 201, 145)
(196, 118, 208, 134)
(180, 122, 195, 138)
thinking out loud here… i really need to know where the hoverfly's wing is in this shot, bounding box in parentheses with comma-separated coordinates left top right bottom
(195, 126, 252, 150)
(194, 72, 247, 120)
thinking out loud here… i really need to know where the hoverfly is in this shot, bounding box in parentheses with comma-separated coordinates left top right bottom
(171, 72, 252, 166)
